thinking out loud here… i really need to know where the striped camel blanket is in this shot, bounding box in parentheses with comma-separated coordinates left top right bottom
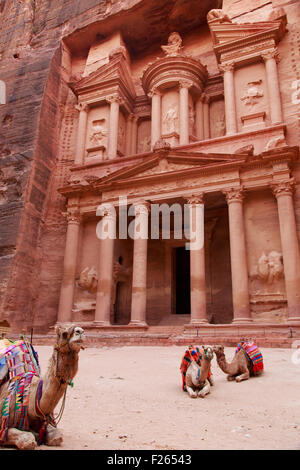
(0, 339, 41, 444)
(180, 345, 212, 391)
(235, 340, 264, 374)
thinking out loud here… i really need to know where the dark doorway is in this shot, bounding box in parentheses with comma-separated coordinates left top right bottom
(174, 246, 190, 314)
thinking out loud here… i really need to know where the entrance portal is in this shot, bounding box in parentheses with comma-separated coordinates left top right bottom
(174, 246, 190, 314)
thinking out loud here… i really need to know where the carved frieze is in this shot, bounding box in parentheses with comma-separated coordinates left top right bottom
(240, 80, 264, 108)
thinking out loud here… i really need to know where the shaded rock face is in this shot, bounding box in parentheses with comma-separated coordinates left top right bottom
(0, 0, 220, 332)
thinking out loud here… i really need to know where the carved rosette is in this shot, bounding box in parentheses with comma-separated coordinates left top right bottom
(270, 179, 295, 199)
(223, 187, 244, 204)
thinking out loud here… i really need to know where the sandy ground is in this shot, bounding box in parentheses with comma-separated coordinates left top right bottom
(2, 345, 300, 451)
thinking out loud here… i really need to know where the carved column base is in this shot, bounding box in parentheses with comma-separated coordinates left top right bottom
(93, 320, 111, 327)
(128, 320, 148, 327)
(232, 317, 253, 324)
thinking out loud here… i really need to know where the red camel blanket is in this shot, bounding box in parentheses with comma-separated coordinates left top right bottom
(235, 340, 264, 373)
(180, 345, 212, 391)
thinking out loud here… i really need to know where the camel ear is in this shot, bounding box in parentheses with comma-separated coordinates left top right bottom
(55, 325, 62, 336)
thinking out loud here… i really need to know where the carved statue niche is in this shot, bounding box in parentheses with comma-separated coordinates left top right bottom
(257, 251, 284, 284)
(89, 119, 108, 148)
(161, 32, 183, 56)
(78, 267, 98, 293)
(189, 103, 195, 136)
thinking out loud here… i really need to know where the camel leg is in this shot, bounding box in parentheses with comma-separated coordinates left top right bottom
(226, 374, 236, 381)
(208, 375, 214, 386)
(46, 426, 63, 446)
(235, 369, 250, 382)
(198, 382, 210, 398)
(5, 428, 37, 450)
(186, 385, 198, 398)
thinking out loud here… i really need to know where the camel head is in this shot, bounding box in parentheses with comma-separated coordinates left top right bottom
(55, 324, 85, 353)
(212, 344, 224, 356)
(202, 345, 214, 362)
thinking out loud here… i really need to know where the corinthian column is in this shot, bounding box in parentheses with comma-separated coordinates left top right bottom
(271, 180, 300, 322)
(130, 202, 150, 326)
(107, 94, 121, 159)
(186, 194, 208, 324)
(149, 88, 162, 149)
(219, 62, 237, 135)
(179, 80, 193, 145)
(57, 208, 81, 323)
(223, 187, 251, 323)
(74, 103, 88, 165)
(125, 113, 133, 156)
(94, 205, 116, 325)
(262, 49, 283, 125)
(202, 94, 210, 140)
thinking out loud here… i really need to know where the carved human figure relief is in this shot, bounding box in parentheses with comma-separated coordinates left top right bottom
(240, 80, 264, 108)
(89, 119, 108, 147)
(189, 103, 195, 136)
(163, 105, 179, 133)
(257, 251, 284, 284)
(78, 267, 98, 293)
(161, 32, 183, 56)
(139, 135, 151, 153)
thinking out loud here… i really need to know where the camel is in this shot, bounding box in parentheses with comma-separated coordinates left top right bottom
(184, 346, 214, 398)
(0, 324, 84, 450)
(213, 343, 263, 382)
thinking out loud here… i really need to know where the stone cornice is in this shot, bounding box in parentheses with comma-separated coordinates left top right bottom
(58, 146, 299, 198)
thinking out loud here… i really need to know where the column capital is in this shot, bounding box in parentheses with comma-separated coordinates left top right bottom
(65, 208, 82, 224)
(223, 186, 245, 204)
(201, 93, 210, 104)
(75, 102, 88, 112)
(133, 200, 151, 215)
(219, 61, 235, 73)
(185, 193, 205, 205)
(270, 179, 295, 199)
(106, 93, 123, 105)
(179, 79, 193, 90)
(261, 48, 280, 63)
(148, 87, 162, 99)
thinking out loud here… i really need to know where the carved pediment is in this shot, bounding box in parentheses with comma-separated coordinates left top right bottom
(89, 151, 237, 190)
(70, 51, 136, 101)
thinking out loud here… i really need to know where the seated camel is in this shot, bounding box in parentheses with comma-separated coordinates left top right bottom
(0, 324, 84, 450)
(180, 345, 214, 398)
(213, 339, 263, 383)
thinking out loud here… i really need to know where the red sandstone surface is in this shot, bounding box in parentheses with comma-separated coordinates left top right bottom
(21, 345, 300, 450)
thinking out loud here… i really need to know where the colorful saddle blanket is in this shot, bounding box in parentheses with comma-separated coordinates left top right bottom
(235, 340, 264, 374)
(0, 339, 41, 444)
(180, 345, 212, 391)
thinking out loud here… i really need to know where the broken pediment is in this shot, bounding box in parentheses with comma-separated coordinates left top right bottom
(207, 8, 287, 63)
(70, 47, 135, 103)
